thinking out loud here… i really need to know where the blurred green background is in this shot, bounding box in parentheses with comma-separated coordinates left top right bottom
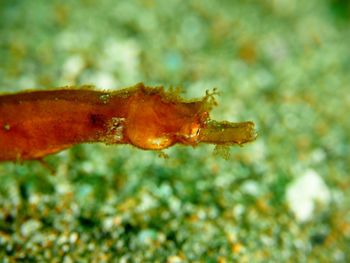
(0, 0, 349, 262)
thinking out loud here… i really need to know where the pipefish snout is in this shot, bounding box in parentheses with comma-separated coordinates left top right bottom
(0, 83, 256, 161)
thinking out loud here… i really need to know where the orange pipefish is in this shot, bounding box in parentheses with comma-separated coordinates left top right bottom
(0, 83, 256, 161)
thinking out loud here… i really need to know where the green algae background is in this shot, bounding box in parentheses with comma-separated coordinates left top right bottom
(0, 0, 349, 262)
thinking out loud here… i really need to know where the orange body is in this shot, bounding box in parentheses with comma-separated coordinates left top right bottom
(0, 83, 256, 161)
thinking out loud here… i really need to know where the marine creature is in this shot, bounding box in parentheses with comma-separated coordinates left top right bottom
(0, 83, 256, 161)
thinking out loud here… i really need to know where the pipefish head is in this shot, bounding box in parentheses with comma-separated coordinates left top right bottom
(173, 88, 218, 145)
(176, 110, 209, 145)
(125, 88, 210, 150)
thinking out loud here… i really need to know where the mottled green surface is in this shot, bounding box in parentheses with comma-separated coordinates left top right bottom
(0, 0, 349, 262)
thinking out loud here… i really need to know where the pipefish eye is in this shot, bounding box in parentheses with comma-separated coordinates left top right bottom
(192, 125, 200, 137)
(179, 122, 201, 144)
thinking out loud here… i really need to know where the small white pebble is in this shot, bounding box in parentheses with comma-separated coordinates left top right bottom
(56, 182, 72, 195)
(138, 229, 157, 245)
(158, 183, 173, 198)
(69, 232, 79, 244)
(137, 193, 157, 212)
(61, 55, 85, 83)
(103, 217, 114, 230)
(233, 204, 245, 218)
(21, 219, 42, 237)
(57, 234, 69, 245)
(241, 180, 260, 196)
(63, 255, 73, 263)
(169, 197, 181, 213)
(286, 169, 331, 222)
(92, 72, 117, 90)
(88, 242, 95, 251)
(310, 148, 326, 163)
(28, 194, 40, 205)
(167, 255, 184, 263)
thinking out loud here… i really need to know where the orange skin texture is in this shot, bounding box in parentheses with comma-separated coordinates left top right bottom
(0, 83, 256, 161)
